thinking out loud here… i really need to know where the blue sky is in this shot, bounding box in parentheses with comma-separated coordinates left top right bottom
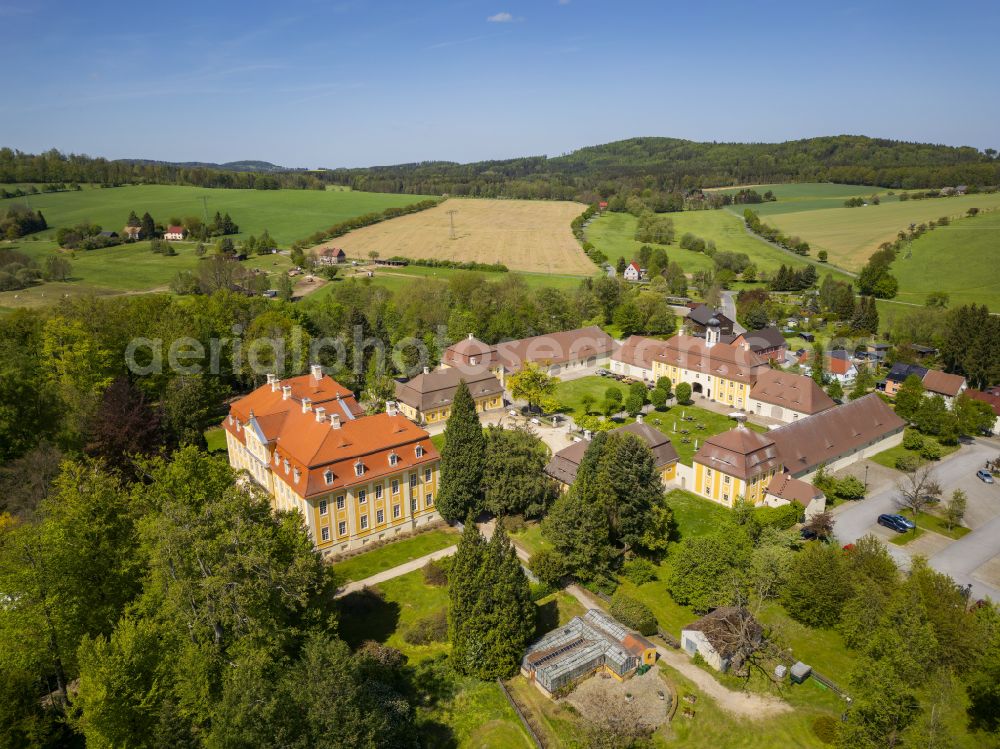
(3, 0, 998, 167)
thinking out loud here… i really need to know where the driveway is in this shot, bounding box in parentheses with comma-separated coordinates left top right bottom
(720, 291, 746, 335)
(833, 439, 1000, 601)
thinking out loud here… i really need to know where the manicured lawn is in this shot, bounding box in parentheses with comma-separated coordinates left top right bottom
(0, 183, 434, 247)
(203, 426, 227, 453)
(870, 428, 960, 470)
(331, 529, 457, 584)
(430, 433, 446, 452)
(889, 526, 926, 546)
(554, 375, 629, 419)
(900, 509, 971, 540)
(757, 601, 858, 682)
(510, 522, 552, 557)
(653, 404, 766, 466)
(665, 489, 731, 541)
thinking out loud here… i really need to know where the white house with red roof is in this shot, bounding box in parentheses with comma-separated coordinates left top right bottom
(164, 225, 187, 241)
(223, 365, 441, 554)
(623, 261, 643, 282)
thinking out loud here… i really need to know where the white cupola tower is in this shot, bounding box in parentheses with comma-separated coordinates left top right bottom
(705, 316, 721, 348)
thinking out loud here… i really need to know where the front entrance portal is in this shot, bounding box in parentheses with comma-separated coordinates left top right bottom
(692, 382, 703, 395)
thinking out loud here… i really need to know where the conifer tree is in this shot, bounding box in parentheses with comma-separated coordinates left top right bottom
(436, 381, 485, 522)
(127, 210, 140, 227)
(449, 516, 488, 675)
(140, 212, 156, 240)
(598, 433, 669, 553)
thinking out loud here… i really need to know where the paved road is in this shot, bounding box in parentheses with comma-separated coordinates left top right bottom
(834, 439, 1000, 601)
(720, 291, 745, 335)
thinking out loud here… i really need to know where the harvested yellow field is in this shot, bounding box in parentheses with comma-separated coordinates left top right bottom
(321, 198, 594, 275)
(765, 193, 1000, 271)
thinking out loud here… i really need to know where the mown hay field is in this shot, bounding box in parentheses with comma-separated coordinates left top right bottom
(760, 192, 1000, 270)
(322, 198, 595, 275)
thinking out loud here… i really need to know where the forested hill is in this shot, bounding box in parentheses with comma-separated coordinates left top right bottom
(2, 135, 998, 197)
(324, 136, 1000, 199)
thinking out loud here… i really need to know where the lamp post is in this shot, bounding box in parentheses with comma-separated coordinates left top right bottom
(864, 464, 869, 493)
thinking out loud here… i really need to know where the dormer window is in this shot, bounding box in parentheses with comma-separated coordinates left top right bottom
(293, 468, 301, 483)
(228, 415, 234, 425)
(389, 453, 399, 467)
(283, 459, 290, 474)
(354, 462, 364, 477)
(324, 470, 334, 485)
(415, 445, 424, 458)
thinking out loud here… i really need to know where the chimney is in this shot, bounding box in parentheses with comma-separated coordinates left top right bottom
(310, 363, 323, 380)
(267, 373, 278, 391)
(423, 366, 430, 375)
(301, 398, 312, 413)
(315, 406, 326, 423)
(583, 429, 593, 441)
(330, 414, 341, 429)
(386, 401, 398, 417)
(468, 333, 474, 340)
(282, 386, 292, 400)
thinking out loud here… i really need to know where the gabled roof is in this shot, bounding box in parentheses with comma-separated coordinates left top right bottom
(737, 327, 786, 351)
(922, 369, 966, 397)
(687, 304, 733, 328)
(652, 335, 768, 384)
(544, 422, 678, 485)
(611, 335, 665, 371)
(394, 368, 502, 413)
(769, 393, 905, 476)
(229, 372, 362, 426)
(443, 334, 498, 369)
(693, 425, 780, 480)
(749, 369, 835, 415)
(966, 389, 1000, 417)
(626, 261, 641, 273)
(166, 225, 185, 234)
(766, 473, 824, 506)
(495, 326, 616, 373)
(886, 362, 928, 383)
(321, 247, 345, 256)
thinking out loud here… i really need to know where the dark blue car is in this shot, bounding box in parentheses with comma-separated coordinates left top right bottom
(878, 513, 916, 533)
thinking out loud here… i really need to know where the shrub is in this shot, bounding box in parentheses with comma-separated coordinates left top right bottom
(896, 454, 920, 472)
(403, 609, 448, 645)
(834, 475, 866, 501)
(902, 431, 924, 451)
(622, 558, 658, 586)
(610, 592, 657, 635)
(919, 440, 943, 460)
(754, 503, 803, 529)
(529, 550, 566, 587)
(675, 382, 692, 405)
(422, 559, 449, 587)
(529, 581, 554, 601)
(504, 514, 527, 534)
(692, 651, 707, 667)
(812, 715, 837, 744)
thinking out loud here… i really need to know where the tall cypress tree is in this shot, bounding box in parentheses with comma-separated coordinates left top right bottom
(598, 433, 667, 553)
(436, 381, 485, 522)
(449, 516, 488, 675)
(450, 519, 533, 679)
(140, 212, 156, 240)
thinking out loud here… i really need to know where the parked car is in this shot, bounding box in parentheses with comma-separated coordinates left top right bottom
(977, 469, 995, 484)
(878, 513, 916, 533)
(596, 368, 610, 377)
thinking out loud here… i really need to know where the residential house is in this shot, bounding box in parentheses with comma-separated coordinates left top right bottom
(394, 367, 504, 424)
(764, 473, 826, 518)
(651, 320, 770, 410)
(522, 609, 657, 697)
(883, 362, 928, 397)
(610, 334, 661, 382)
(98, 230, 119, 239)
(921, 369, 967, 407)
(123, 225, 141, 240)
(164, 225, 187, 241)
(495, 325, 616, 377)
(966, 389, 1000, 436)
(686, 305, 735, 336)
(681, 608, 762, 673)
(623, 261, 642, 282)
(799, 349, 857, 384)
(864, 342, 892, 363)
(316, 247, 346, 265)
(724, 327, 788, 362)
(223, 366, 440, 554)
(441, 333, 505, 386)
(747, 369, 836, 423)
(544, 419, 679, 489)
(768, 393, 905, 481)
(692, 422, 782, 508)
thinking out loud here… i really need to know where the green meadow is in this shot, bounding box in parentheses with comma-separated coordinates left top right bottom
(714, 182, 892, 216)
(586, 208, 852, 282)
(0, 183, 434, 247)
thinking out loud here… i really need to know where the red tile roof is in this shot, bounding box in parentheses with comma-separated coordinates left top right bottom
(766, 473, 824, 506)
(495, 326, 616, 373)
(653, 335, 768, 384)
(611, 335, 664, 371)
(224, 373, 434, 499)
(166, 225, 185, 234)
(693, 425, 781, 480)
(749, 369, 835, 415)
(921, 369, 966, 397)
(442, 334, 498, 369)
(966, 389, 1000, 416)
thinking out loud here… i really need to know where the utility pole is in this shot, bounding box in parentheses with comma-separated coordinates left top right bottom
(201, 196, 209, 223)
(446, 209, 457, 240)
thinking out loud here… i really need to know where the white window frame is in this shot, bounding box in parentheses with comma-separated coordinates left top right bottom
(319, 499, 328, 516)
(360, 515, 368, 529)
(336, 495, 345, 510)
(415, 445, 424, 458)
(425, 493, 433, 506)
(338, 521, 346, 536)
(375, 485, 383, 500)
(324, 470, 333, 485)
(376, 509, 384, 524)
(358, 490, 366, 504)
(321, 526, 330, 541)
(393, 504, 400, 518)
(424, 467, 432, 482)
(391, 479, 400, 494)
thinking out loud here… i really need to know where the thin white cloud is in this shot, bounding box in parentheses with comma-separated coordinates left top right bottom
(487, 11, 514, 22)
